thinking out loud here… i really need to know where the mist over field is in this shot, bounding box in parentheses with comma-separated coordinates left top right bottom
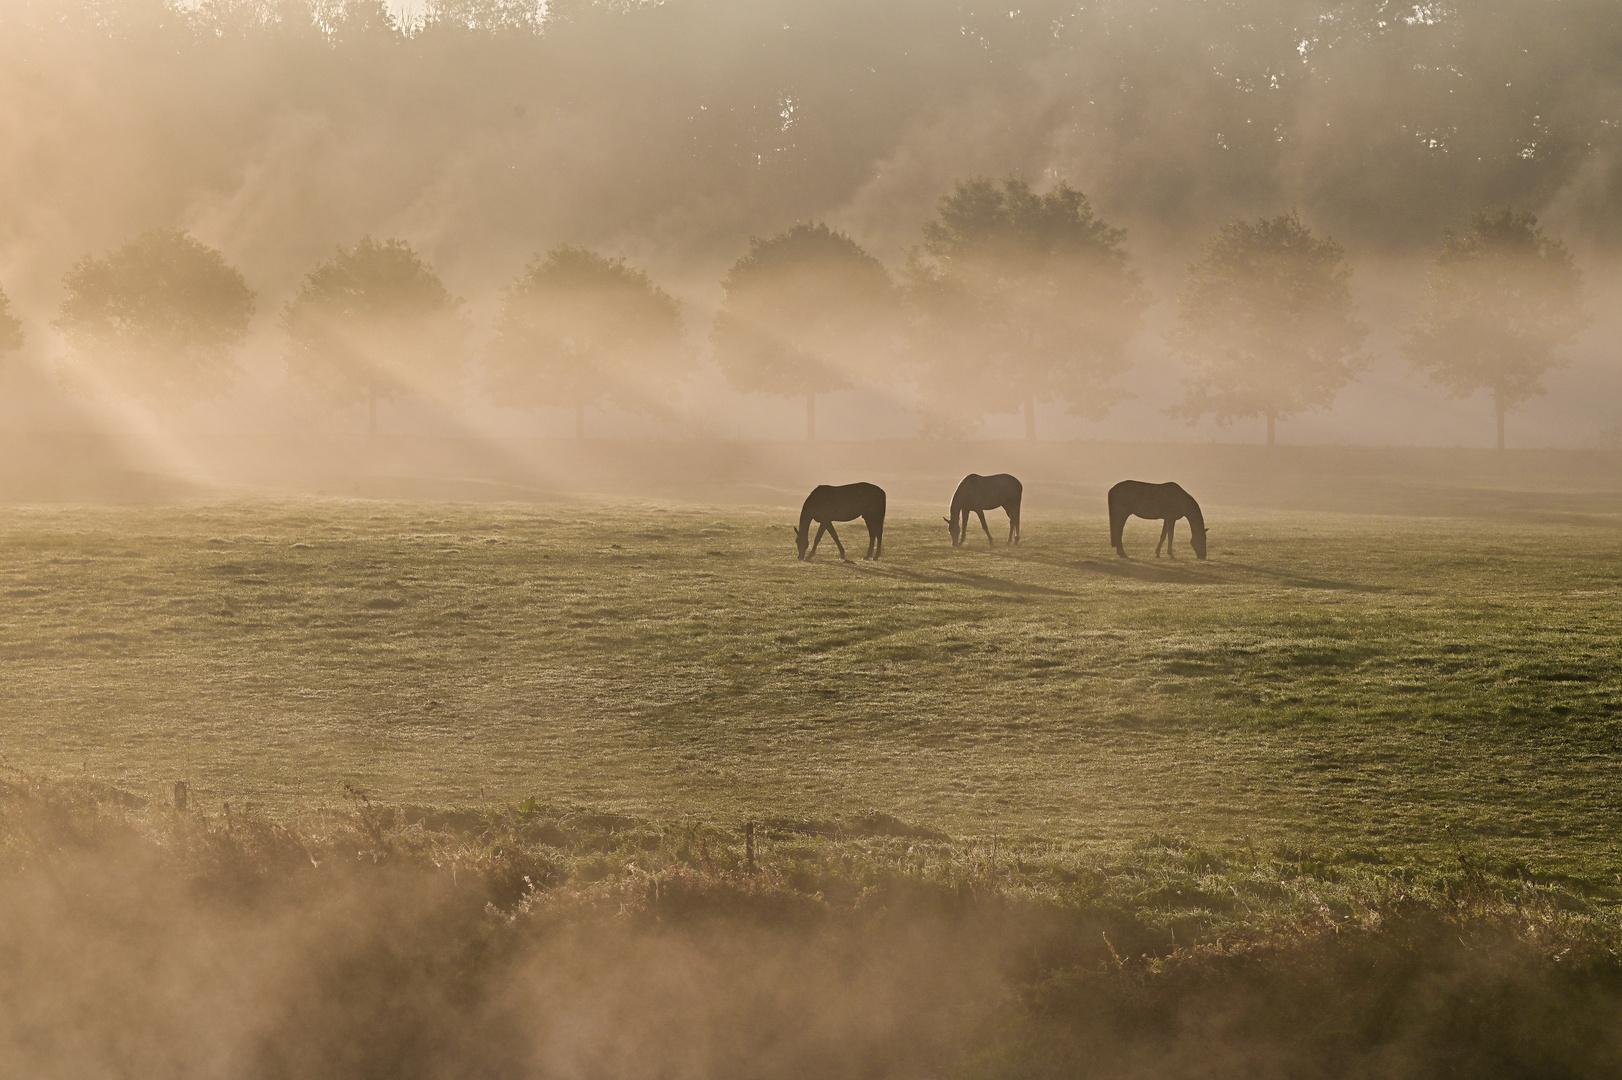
(8, 4, 1622, 1078)
(1, 0, 1621, 463)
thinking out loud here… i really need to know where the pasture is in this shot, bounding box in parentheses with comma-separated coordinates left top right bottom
(4, 489, 1621, 891)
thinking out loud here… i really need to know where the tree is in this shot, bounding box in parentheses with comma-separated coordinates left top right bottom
(1170, 212, 1367, 447)
(713, 223, 897, 441)
(1405, 208, 1588, 450)
(0, 286, 22, 357)
(282, 237, 469, 436)
(55, 230, 254, 407)
(906, 176, 1146, 440)
(487, 245, 687, 438)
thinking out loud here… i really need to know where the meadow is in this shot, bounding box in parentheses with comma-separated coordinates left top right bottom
(5, 451, 1622, 1076)
(3, 483, 1620, 889)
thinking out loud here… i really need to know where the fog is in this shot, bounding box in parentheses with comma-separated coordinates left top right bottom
(3, 0, 1622, 494)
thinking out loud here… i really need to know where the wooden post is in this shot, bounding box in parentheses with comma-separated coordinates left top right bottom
(745, 820, 756, 870)
(173, 780, 188, 813)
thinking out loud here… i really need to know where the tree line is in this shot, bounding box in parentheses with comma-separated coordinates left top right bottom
(1, 177, 1588, 448)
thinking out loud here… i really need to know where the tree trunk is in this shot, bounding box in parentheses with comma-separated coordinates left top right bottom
(806, 393, 816, 442)
(1496, 394, 1506, 451)
(1266, 411, 1276, 448)
(575, 404, 585, 440)
(1024, 396, 1036, 441)
(368, 390, 377, 438)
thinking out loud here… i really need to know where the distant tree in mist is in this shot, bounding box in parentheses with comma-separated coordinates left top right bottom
(1405, 209, 1588, 451)
(713, 223, 897, 441)
(487, 245, 687, 438)
(907, 177, 1146, 440)
(1170, 212, 1367, 447)
(282, 237, 469, 436)
(0, 286, 22, 357)
(54, 230, 255, 408)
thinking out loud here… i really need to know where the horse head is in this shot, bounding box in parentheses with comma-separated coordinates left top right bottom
(1192, 525, 1209, 560)
(943, 515, 960, 546)
(794, 522, 810, 560)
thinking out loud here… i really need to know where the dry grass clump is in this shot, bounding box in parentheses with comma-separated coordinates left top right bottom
(1, 774, 1619, 1079)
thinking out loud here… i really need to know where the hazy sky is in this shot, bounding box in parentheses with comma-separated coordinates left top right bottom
(2, 0, 1620, 452)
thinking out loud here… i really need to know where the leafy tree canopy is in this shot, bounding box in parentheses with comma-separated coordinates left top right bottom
(908, 177, 1145, 436)
(488, 245, 687, 432)
(713, 222, 897, 403)
(55, 229, 254, 407)
(922, 176, 1130, 267)
(282, 236, 469, 425)
(1170, 211, 1367, 443)
(1405, 208, 1587, 447)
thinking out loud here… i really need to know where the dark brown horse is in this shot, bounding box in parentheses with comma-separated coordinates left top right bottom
(1108, 480, 1207, 560)
(795, 483, 886, 560)
(945, 473, 1022, 547)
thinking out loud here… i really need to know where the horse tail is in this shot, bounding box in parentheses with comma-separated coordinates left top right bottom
(1107, 485, 1126, 550)
(871, 487, 886, 558)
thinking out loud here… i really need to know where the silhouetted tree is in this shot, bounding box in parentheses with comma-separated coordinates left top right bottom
(55, 230, 254, 407)
(1405, 208, 1588, 450)
(282, 237, 469, 436)
(0, 286, 22, 357)
(487, 245, 687, 438)
(713, 223, 896, 441)
(907, 177, 1146, 439)
(1170, 212, 1367, 447)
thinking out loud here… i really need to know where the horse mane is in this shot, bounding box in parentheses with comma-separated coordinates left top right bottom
(1181, 489, 1205, 532)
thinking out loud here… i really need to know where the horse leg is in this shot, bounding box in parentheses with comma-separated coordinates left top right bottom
(976, 509, 993, 546)
(825, 523, 849, 561)
(1155, 519, 1169, 558)
(1164, 519, 1178, 559)
(1008, 503, 1019, 545)
(809, 522, 828, 558)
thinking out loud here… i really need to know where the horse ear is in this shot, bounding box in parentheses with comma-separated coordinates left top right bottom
(942, 517, 952, 524)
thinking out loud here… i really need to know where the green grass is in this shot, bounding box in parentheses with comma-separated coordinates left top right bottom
(3, 497, 1620, 893)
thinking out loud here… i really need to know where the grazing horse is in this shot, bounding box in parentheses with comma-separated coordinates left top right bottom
(1108, 480, 1207, 560)
(795, 482, 886, 561)
(945, 473, 1022, 547)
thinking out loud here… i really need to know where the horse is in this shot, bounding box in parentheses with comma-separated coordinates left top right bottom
(795, 482, 886, 561)
(944, 473, 1022, 547)
(1108, 480, 1207, 560)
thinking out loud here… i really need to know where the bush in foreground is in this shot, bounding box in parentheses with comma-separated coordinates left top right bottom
(1, 776, 1618, 1079)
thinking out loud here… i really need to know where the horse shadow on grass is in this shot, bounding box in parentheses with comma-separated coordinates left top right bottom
(1217, 560, 1391, 594)
(1006, 554, 1386, 593)
(855, 563, 1079, 598)
(998, 554, 1231, 587)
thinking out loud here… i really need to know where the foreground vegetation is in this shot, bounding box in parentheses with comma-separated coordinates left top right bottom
(3, 773, 1620, 1079)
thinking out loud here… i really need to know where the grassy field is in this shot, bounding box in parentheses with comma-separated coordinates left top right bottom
(3, 493, 1621, 892)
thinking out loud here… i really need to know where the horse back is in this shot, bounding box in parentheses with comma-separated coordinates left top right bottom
(806, 482, 885, 522)
(1109, 480, 1190, 519)
(954, 472, 1022, 510)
